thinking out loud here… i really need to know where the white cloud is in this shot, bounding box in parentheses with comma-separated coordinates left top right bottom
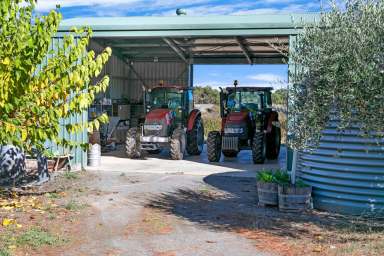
(248, 73, 285, 83)
(35, 0, 140, 11)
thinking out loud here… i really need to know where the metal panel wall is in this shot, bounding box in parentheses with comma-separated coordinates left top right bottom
(45, 37, 88, 169)
(298, 121, 384, 215)
(128, 61, 189, 103)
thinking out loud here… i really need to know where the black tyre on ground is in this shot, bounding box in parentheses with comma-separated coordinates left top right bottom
(170, 128, 186, 160)
(252, 131, 266, 164)
(207, 131, 222, 162)
(125, 127, 142, 159)
(266, 125, 281, 160)
(186, 116, 204, 155)
(222, 150, 238, 158)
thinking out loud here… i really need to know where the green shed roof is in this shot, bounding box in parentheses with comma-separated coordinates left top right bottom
(59, 13, 319, 37)
(58, 14, 320, 64)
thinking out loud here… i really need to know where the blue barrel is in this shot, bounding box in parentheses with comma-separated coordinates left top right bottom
(299, 121, 384, 215)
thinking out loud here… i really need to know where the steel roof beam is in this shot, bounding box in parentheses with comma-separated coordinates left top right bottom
(236, 36, 253, 65)
(163, 38, 189, 64)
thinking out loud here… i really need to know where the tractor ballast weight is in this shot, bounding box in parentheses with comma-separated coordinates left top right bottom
(207, 85, 281, 164)
(125, 86, 204, 160)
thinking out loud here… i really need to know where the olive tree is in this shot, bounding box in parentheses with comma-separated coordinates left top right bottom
(0, 0, 111, 153)
(288, 0, 384, 150)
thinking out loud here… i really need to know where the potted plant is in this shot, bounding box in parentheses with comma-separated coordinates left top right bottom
(277, 175, 312, 213)
(256, 170, 279, 206)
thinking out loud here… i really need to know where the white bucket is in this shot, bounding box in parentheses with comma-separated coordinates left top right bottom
(88, 144, 101, 167)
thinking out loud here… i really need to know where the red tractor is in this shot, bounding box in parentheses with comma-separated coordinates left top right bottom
(207, 84, 281, 164)
(125, 86, 204, 160)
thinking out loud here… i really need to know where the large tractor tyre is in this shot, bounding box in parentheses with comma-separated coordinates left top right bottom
(186, 116, 205, 155)
(252, 131, 267, 164)
(266, 125, 281, 160)
(170, 129, 186, 160)
(125, 127, 142, 159)
(207, 131, 222, 162)
(222, 150, 239, 158)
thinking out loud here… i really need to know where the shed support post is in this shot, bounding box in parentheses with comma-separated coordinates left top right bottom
(287, 35, 297, 172)
(188, 64, 194, 88)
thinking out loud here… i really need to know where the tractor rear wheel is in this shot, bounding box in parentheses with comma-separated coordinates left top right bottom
(252, 131, 266, 164)
(125, 127, 142, 159)
(170, 128, 186, 160)
(222, 150, 238, 158)
(187, 116, 204, 155)
(207, 131, 222, 162)
(266, 125, 281, 160)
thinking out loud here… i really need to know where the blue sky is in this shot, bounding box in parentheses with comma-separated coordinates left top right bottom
(35, 0, 321, 90)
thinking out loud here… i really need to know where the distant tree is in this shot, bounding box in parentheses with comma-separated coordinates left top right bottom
(0, 0, 112, 153)
(193, 86, 219, 105)
(272, 89, 288, 106)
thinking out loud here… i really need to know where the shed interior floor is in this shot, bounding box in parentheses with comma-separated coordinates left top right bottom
(97, 144, 286, 177)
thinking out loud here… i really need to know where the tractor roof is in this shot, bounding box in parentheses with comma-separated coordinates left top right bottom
(225, 87, 273, 92)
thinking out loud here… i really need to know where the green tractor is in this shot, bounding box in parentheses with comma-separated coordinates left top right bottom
(125, 86, 204, 160)
(207, 83, 281, 164)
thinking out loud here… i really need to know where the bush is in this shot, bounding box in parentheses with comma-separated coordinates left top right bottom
(256, 170, 275, 183)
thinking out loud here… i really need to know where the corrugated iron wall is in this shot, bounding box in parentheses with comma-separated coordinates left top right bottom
(45, 37, 88, 169)
(298, 121, 384, 215)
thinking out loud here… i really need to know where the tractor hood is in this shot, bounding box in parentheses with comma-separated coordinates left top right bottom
(225, 111, 249, 124)
(145, 109, 172, 122)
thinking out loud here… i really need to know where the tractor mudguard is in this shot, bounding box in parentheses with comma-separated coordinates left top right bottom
(187, 109, 201, 131)
(266, 111, 279, 133)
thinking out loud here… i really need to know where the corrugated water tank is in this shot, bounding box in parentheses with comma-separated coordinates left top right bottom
(299, 121, 384, 215)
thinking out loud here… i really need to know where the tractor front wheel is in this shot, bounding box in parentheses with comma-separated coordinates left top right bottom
(170, 129, 186, 160)
(187, 116, 204, 155)
(266, 125, 281, 160)
(207, 131, 222, 162)
(125, 127, 142, 159)
(252, 131, 266, 164)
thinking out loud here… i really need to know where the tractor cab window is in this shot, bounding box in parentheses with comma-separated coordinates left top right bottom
(227, 91, 263, 112)
(147, 88, 183, 115)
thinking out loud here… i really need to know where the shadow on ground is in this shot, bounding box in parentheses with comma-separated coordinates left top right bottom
(146, 172, 384, 243)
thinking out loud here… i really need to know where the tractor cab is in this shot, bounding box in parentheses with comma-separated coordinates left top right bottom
(220, 87, 273, 118)
(144, 86, 193, 125)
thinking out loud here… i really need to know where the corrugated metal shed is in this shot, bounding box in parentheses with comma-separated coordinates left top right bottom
(54, 14, 319, 169)
(298, 122, 384, 215)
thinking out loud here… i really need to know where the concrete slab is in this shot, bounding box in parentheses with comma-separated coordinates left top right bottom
(89, 144, 286, 178)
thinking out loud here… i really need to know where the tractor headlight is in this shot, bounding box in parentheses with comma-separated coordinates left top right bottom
(224, 127, 243, 134)
(144, 124, 163, 131)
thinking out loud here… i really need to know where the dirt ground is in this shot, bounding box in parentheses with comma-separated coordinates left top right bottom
(1, 167, 383, 256)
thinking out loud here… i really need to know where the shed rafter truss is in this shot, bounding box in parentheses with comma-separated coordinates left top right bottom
(94, 36, 289, 65)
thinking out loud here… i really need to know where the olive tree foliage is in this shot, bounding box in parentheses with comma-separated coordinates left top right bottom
(288, 0, 384, 150)
(0, 0, 112, 153)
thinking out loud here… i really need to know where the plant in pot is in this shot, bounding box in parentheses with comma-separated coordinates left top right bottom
(256, 169, 282, 206)
(276, 173, 312, 213)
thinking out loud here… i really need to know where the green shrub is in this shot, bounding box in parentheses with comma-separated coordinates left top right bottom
(256, 170, 275, 183)
(202, 116, 221, 138)
(274, 170, 290, 185)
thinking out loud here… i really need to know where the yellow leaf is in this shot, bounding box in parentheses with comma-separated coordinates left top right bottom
(16, 224, 22, 228)
(8, 245, 16, 250)
(2, 218, 16, 226)
(2, 57, 10, 65)
(21, 130, 27, 142)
